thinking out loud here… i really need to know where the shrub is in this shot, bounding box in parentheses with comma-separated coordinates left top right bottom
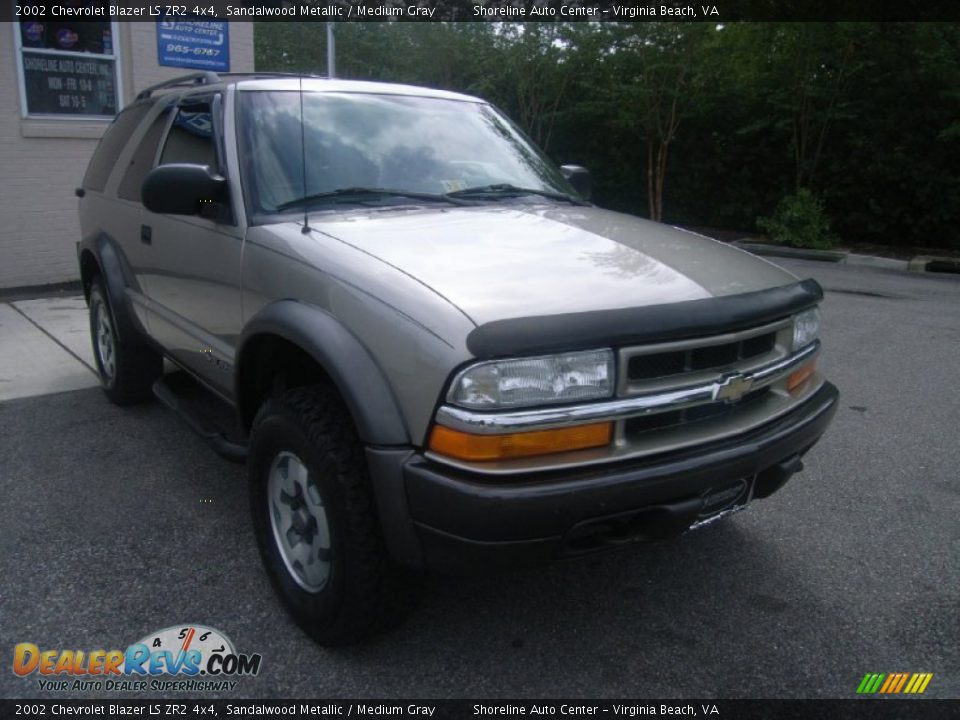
(757, 188, 836, 249)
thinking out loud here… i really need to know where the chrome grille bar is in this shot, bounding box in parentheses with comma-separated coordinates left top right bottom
(436, 341, 819, 435)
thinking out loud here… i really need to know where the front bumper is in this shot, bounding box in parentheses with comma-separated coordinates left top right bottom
(368, 382, 838, 572)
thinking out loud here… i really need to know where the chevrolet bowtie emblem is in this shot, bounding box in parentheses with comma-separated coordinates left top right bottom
(714, 373, 754, 403)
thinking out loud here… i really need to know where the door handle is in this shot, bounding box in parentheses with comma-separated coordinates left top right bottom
(140, 225, 152, 245)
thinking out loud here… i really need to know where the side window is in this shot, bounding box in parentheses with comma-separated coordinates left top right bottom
(117, 107, 171, 201)
(159, 106, 216, 168)
(82, 103, 151, 192)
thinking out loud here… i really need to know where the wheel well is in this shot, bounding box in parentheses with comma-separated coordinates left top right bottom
(238, 334, 339, 433)
(79, 249, 101, 301)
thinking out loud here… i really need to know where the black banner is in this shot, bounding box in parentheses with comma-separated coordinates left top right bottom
(0, 700, 958, 720)
(5, 0, 960, 22)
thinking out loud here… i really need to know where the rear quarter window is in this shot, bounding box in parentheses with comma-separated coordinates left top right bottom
(82, 102, 152, 193)
(159, 107, 216, 167)
(117, 107, 172, 201)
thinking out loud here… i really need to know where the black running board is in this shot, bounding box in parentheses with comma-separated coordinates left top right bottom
(152, 377, 248, 463)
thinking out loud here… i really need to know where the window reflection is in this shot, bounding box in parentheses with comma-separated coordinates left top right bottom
(20, 11, 113, 54)
(238, 91, 571, 214)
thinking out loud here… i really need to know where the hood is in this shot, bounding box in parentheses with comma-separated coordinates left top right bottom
(302, 204, 796, 327)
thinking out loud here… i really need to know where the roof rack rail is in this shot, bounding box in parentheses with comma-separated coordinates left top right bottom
(214, 72, 326, 79)
(136, 72, 220, 100)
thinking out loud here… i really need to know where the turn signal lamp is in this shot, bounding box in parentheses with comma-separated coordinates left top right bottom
(428, 422, 613, 462)
(787, 360, 817, 395)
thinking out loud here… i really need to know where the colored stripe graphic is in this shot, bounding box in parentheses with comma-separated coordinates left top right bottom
(857, 672, 933, 694)
(893, 673, 909, 693)
(857, 673, 885, 694)
(884, 673, 908, 693)
(906, 673, 933, 694)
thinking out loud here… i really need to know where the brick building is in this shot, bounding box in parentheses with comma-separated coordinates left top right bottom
(0, 20, 254, 289)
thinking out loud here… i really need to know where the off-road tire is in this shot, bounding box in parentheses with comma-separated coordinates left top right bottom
(88, 277, 162, 405)
(249, 385, 414, 646)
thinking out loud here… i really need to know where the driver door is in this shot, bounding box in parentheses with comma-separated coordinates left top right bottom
(139, 92, 243, 399)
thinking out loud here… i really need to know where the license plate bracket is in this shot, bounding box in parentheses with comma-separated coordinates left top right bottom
(688, 476, 755, 532)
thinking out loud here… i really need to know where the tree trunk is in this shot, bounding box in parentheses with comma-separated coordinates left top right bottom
(647, 142, 657, 221)
(656, 140, 670, 222)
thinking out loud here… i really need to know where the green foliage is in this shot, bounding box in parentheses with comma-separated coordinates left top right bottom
(254, 21, 960, 249)
(757, 189, 836, 249)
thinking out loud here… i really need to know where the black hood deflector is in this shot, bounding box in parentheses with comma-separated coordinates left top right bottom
(466, 279, 823, 359)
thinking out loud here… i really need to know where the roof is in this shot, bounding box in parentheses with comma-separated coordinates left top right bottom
(135, 72, 483, 104)
(236, 77, 483, 103)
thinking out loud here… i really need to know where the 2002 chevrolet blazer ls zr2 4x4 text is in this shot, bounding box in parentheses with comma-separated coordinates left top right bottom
(77, 72, 838, 645)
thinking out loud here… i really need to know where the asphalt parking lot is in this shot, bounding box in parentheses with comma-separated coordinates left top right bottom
(1, 258, 958, 700)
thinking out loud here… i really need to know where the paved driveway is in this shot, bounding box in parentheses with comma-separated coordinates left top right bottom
(0, 260, 957, 699)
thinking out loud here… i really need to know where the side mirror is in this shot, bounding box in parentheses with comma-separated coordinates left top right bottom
(142, 164, 226, 216)
(560, 164, 592, 202)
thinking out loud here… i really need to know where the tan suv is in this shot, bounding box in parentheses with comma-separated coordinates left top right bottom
(77, 72, 838, 645)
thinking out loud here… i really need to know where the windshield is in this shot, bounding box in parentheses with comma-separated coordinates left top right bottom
(237, 90, 575, 215)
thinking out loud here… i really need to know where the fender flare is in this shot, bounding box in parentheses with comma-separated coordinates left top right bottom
(236, 300, 410, 447)
(89, 233, 149, 342)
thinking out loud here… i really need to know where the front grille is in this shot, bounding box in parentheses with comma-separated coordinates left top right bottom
(625, 387, 771, 437)
(627, 331, 776, 380)
(597, 317, 806, 466)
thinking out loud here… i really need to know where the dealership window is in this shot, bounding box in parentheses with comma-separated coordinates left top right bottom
(14, 8, 121, 119)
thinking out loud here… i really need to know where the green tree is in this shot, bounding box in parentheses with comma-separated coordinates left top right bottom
(252, 21, 960, 248)
(590, 23, 715, 221)
(721, 24, 866, 192)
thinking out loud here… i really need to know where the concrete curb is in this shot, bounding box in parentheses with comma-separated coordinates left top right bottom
(0, 280, 82, 302)
(732, 240, 958, 274)
(845, 254, 908, 271)
(732, 241, 846, 263)
(908, 255, 960, 274)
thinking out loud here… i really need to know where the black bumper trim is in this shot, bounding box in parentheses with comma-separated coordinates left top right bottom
(401, 382, 838, 570)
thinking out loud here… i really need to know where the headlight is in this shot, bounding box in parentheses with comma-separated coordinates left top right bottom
(792, 307, 821, 350)
(448, 349, 615, 410)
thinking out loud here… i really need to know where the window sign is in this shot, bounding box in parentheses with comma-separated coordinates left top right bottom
(15, 11, 120, 119)
(157, 21, 230, 72)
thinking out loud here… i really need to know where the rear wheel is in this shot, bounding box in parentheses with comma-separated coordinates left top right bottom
(88, 278, 162, 405)
(249, 385, 414, 646)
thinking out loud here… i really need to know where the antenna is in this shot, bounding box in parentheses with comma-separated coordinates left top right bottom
(326, 23, 336, 79)
(299, 75, 310, 234)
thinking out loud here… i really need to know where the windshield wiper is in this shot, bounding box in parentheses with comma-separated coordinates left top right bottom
(444, 184, 587, 205)
(277, 187, 469, 211)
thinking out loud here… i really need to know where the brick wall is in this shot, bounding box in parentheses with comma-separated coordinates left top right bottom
(0, 22, 254, 290)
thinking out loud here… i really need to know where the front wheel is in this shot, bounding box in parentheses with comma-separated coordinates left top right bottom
(88, 278, 161, 405)
(249, 385, 414, 646)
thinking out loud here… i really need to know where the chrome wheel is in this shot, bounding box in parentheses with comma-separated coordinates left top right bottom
(95, 300, 116, 381)
(268, 451, 332, 592)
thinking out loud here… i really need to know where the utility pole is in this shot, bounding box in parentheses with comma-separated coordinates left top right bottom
(326, 22, 336, 78)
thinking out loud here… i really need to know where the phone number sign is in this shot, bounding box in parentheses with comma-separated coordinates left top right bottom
(157, 20, 230, 72)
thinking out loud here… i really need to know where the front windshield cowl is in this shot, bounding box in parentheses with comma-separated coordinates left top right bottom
(237, 89, 579, 217)
(275, 186, 472, 212)
(445, 184, 588, 206)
